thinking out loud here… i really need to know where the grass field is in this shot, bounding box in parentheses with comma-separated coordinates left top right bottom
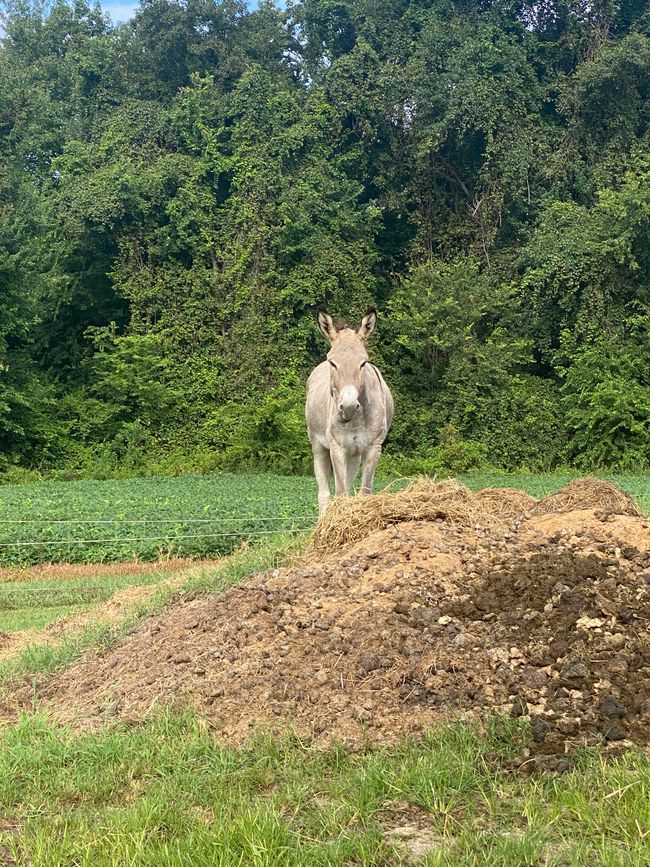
(0, 570, 173, 632)
(2, 712, 649, 866)
(0, 470, 647, 568)
(0, 474, 648, 865)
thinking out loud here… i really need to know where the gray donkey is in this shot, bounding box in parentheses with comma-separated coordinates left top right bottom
(305, 307, 394, 516)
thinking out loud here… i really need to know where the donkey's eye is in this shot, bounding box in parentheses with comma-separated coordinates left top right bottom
(360, 361, 367, 369)
(328, 360, 337, 369)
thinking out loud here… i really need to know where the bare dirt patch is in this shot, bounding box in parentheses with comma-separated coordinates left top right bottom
(0, 557, 220, 585)
(4, 480, 649, 763)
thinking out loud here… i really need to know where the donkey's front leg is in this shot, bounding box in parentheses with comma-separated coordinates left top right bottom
(359, 444, 382, 495)
(330, 443, 349, 499)
(312, 443, 332, 517)
(346, 454, 362, 495)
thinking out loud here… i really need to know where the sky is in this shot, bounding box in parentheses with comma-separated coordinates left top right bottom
(102, 0, 138, 21)
(100, 0, 259, 23)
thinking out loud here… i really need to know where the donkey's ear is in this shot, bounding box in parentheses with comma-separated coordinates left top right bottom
(357, 308, 377, 340)
(316, 306, 338, 342)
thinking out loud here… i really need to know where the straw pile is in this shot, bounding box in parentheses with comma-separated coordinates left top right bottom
(531, 477, 642, 517)
(306, 478, 522, 555)
(472, 487, 537, 522)
(306, 476, 642, 555)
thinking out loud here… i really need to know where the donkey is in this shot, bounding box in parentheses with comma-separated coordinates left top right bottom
(305, 306, 394, 516)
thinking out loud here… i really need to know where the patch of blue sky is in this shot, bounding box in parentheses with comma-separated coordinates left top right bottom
(101, 0, 138, 22)
(101, 0, 261, 24)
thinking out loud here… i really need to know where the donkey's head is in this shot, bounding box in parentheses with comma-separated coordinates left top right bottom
(316, 306, 377, 423)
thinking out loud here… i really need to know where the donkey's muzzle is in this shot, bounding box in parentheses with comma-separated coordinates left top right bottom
(338, 402, 361, 423)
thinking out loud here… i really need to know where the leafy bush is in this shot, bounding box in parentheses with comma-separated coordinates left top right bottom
(560, 325, 650, 471)
(199, 387, 312, 475)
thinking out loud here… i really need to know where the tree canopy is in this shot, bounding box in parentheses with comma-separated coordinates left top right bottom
(1, 0, 648, 476)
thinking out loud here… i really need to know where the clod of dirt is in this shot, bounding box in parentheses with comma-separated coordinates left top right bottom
(4, 481, 649, 762)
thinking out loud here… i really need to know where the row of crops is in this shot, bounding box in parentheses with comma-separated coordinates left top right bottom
(0, 474, 319, 567)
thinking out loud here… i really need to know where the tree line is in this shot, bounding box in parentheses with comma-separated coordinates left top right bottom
(0, 0, 648, 478)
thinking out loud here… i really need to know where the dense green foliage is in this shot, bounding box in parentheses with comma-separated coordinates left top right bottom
(0, 470, 646, 566)
(1, 0, 649, 475)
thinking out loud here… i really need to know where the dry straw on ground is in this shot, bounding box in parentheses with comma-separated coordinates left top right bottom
(306, 478, 522, 555)
(472, 487, 538, 522)
(529, 477, 642, 517)
(306, 476, 642, 555)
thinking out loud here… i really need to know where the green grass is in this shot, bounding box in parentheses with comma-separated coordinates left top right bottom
(0, 575, 178, 632)
(0, 712, 649, 866)
(0, 603, 88, 632)
(0, 470, 647, 568)
(0, 568, 182, 633)
(0, 571, 171, 612)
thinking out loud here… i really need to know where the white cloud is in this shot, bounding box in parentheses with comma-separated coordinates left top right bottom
(100, 1, 138, 23)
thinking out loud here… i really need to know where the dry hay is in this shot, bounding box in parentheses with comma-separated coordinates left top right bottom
(472, 487, 537, 522)
(307, 479, 482, 555)
(531, 477, 641, 518)
(307, 478, 536, 556)
(308, 477, 640, 556)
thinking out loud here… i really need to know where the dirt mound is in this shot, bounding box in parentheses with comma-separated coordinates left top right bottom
(11, 503, 650, 761)
(531, 477, 642, 517)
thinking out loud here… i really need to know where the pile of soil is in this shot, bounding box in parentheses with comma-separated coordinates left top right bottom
(8, 481, 649, 763)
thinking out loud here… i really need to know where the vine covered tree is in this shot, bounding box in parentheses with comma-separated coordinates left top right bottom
(0, 0, 648, 475)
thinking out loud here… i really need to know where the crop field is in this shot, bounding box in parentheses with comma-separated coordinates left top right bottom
(0, 471, 647, 568)
(0, 473, 319, 567)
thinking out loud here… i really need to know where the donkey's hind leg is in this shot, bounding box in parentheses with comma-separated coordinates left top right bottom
(312, 443, 333, 517)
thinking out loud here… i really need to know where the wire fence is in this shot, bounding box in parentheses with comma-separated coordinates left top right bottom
(0, 526, 313, 549)
(0, 517, 316, 524)
(0, 509, 318, 574)
(0, 520, 315, 602)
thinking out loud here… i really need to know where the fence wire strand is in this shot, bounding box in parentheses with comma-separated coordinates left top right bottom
(0, 517, 316, 524)
(0, 526, 313, 549)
